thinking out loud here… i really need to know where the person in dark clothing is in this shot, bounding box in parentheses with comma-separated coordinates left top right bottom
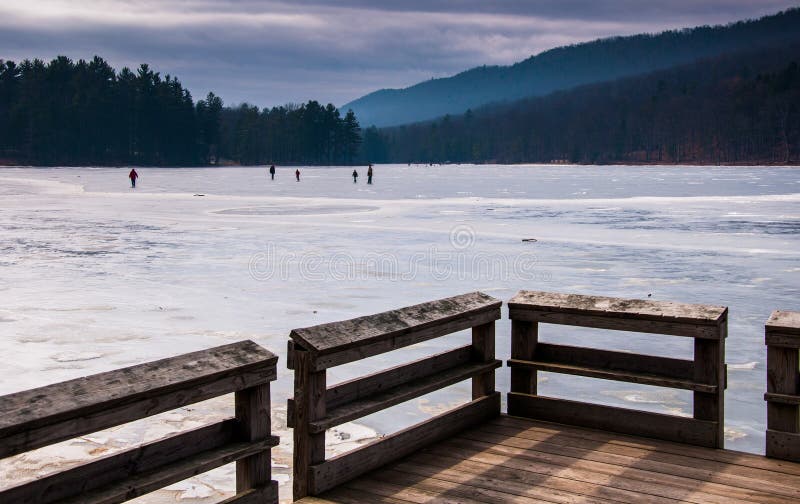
(295, 169, 300, 182)
(269, 165, 275, 180)
(352, 169, 358, 183)
(367, 164, 373, 185)
(129, 168, 138, 188)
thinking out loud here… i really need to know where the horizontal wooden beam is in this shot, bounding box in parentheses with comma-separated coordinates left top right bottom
(508, 308, 721, 339)
(289, 292, 501, 370)
(766, 332, 800, 348)
(507, 358, 715, 392)
(309, 392, 500, 495)
(312, 310, 500, 371)
(507, 392, 718, 448)
(327, 345, 474, 410)
(1, 419, 279, 504)
(288, 346, 476, 427)
(310, 360, 501, 433)
(534, 342, 694, 380)
(765, 392, 800, 405)
(0, 341, 277, 458)
(508, 290, 727, 325)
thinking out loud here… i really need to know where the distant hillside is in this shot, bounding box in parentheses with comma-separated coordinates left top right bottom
(343, 8, 800, 128)
(364, 44, 800, 165)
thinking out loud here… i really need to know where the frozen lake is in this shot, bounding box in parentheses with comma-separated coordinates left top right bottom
(1, 164, 799, 501)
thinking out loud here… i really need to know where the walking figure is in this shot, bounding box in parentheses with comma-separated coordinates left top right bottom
(367, 164, 373, 185)
(269, 165, 275, 180)
(352, 169, 359, 183)
(295, 169, 300, 182)
(129, 168, 138, 188)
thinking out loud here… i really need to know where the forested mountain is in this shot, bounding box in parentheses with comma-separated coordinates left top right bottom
(364, 45, 800, 165)
(0, 56, 361, 166)
(343, 8, 800, 128)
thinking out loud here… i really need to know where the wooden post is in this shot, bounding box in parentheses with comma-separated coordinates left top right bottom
(471, 321, 496, 400)
(292, 346, 327, 500)
(765, 310, 800, 460)
(693, 316, 726, 448)
(510, 320, 538, 396)
(235, 383, 271, 493)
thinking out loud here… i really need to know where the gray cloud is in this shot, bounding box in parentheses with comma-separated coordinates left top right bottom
(1, 1, 796, 107)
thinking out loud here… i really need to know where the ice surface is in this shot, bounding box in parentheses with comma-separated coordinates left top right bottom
(1, 164, 799, 501)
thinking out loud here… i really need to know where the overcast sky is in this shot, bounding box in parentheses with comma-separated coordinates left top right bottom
(1, 1, 797, 107)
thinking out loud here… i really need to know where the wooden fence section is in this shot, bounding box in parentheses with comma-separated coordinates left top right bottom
(0, 340, 279, 504)
(765, 310, 800, 461)
(507, 290, 728, 448)
(287, 291, 502, 500)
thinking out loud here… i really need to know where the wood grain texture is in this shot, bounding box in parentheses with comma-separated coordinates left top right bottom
(290, 291, 501, 356)
(0, 340, 277, 458)
(471, 322, 496, 399)
(765, 392, 800, 405)
(0, 419, 278, 504)
(766, 319, 800, 460)
(309, 393, 500, 495)
(507, 358, 716, 392)
(507, 393, 718, 448)
(767, 430, 800, 463)
(767, 310, 800, 336)
(509, 308, 721, 338)
(693, 320, 726, 448)
(533, 342, 695, 380)
(326, 345, 473, 410)
(510, 320, 538, 395)
(509, 290, 727, 324)
(292, 347, 327, 500)
(300, 415, 800, 504)
(309, 360, 501, 433)
(236, 383, 272, 493)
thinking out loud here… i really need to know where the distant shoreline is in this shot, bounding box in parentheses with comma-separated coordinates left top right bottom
(2, 161, 798, 168)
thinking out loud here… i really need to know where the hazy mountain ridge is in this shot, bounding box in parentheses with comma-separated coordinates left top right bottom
(343, 8, 800, 127)
(362, 43, 800, 165)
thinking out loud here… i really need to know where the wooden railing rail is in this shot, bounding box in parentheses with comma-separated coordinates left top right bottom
(765, 310, 800, 461)
(287, 291, 502, 500)
(0, 340, 279, 504)
(507, 290, 728, 448)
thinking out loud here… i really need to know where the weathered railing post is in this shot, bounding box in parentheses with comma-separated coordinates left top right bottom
(235, 381, 272, 495)
(509, 319, 538, 400)
(765, 310, 800, 461)
(694, 313, 727, 448)
(289, 342, 327, 500)
(472, 321, 496, 398)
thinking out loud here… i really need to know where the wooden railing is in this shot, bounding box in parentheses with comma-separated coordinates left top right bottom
(0, 340, 279, 504)
(765, 310, 800, 461)
(507, 290, 728, 448)
(287, 291, 502, 500)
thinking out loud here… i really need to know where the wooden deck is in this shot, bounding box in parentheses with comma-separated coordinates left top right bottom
(299, 414, 800, 504)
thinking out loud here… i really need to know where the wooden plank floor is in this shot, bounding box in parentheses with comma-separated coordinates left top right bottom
(298, 415, 800, 503)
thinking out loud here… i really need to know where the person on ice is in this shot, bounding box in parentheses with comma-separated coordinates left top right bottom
(269, 165, 275, 180)
(352, 169, 359, 183)
(295, 169, 300, 182)
(128, 168, 138, 188)
(367, 164, 373, 185)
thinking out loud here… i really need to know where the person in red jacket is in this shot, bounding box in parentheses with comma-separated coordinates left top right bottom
(129, 168, 139, 188)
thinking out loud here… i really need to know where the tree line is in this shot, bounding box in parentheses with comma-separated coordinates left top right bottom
(0, 56, 361, 166)
(365, 45, 800, 165)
